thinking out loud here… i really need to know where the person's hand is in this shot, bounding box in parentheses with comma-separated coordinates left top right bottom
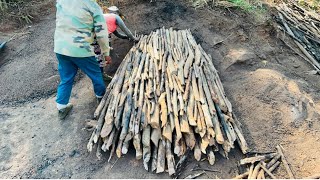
(105, 56, 112, 64)
(99, 60, 107, 67)
(133, 37, 139, 43)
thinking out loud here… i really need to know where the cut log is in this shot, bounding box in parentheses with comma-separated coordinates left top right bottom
(207, 148, 216, 165)
(150, 104, 160, 129)
(151, 128, 161, 147)
(86, 28, 248, 176)
(276, 145, 295, 179)
(151, 144, 158, 172)
(163, 123, 172, 142)
(166, 140, 176, 176)
(159, 93, 167, 127)
(240, 153, 278, 165)
(194, 142, 201, 161)
(133, 133, 143, 160)
(156, 140, 166, 173)
(142, 125, 151, 171)
(233, 172, 249, 179)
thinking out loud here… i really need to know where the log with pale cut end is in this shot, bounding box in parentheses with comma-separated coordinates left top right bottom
(142, 125, 151, 170)
(116, 139, 124, 158)
(158, 92, 167, 127)
(240, 153, 278, 165)
(151, 144, 158, 172)
(180, 114, 190, 133)
(194, 142, 201, 161)
(151, 127, 161, 147)
(165, 140, 176, 176)
(162, 123, 172, 142)
(156, 140, 166, 173)
(150, 103, 160, 129)
(86, 28, 248, 176)
(233, 172, 249, 179)
(207, 148, 215, 165)
(133, 133, 143, 160)
(251, 163, 261, 179)
(184, 128, 196, 149)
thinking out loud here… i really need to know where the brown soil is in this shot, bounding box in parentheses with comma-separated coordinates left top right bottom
(0, 0, 320, 178)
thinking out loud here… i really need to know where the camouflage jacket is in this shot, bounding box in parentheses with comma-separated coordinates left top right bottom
(54, 0, 110, 57)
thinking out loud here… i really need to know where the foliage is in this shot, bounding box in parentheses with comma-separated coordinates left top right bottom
(0, 0, 34, 24)
(227, 0, 265, 12)
(191, 0, 215, 8)
(297, 0, 320, 13)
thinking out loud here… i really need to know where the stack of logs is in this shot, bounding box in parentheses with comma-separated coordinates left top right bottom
(276, 2, 320, 72)
(87, 28, 248, 175)
(233, 145, 295, 179)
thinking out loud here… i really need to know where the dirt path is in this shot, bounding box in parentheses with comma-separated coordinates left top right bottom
(1, 0, 320, 178)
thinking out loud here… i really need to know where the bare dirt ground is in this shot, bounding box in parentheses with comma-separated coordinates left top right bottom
(1, 0, 320, 178)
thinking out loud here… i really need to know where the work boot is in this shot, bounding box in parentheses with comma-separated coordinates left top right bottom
(58, 103, 73, 120)
(97, 97, 102, 104)
(103, 74, 113, 82)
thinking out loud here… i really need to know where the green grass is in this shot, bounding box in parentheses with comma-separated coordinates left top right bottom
(227, 0, 266, 12)
(225, 0, 268, 23)
(297, 0, 320, 13)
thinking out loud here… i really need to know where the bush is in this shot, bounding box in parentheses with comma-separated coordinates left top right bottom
(0, 0, 35, 25)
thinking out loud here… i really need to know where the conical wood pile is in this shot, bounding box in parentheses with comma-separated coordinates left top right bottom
(87, 28, 248, 175)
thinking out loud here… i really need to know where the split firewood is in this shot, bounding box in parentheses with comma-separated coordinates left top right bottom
(159, 92, 167, 127)
(178, 138, 187, 157)
(276, 145, 295, 179)
(184, 128, 196, 149)
(207, 147, 216, 165)
(187, 88, 197, 126)
(259, 163, 277, 179)
(108, 129, 120, 162)
(142, 125, 151, 170)
(151, 128, 161, 147)
(86, 28, 248, 176)
(194, 142, 201, 161)
(156, 140, 166, 173)
(162, 120, 172, 141)
(166, 140, 176, 176)
(150, 103, 160, 129)
(233, 172, 249, 179)
(180, 114, 190, 133)
(257, 154, 281, 178)
(151, 144, 158, 172)
(183, 72, 192, 101)
(133, 133, 143, 160)
(200, 136, 209, 154)
(87, 129, 96, 152)
(116, 139, 124, 158)
(93, 95, 111, 143)
(268, 161, 280, 173)
(165, 76, 173, 113)
(191, 71, 200, 101)
(248, 164, 255, 179)
(250, 163, 261, 179)
(240, 153, 278, 165)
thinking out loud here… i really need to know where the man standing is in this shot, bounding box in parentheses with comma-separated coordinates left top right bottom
(54, 0, 111, 120)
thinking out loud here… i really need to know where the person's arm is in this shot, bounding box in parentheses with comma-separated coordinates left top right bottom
(113, 30, 129, 39)
(115, 15, 136, 40)
(88, 1, 110, 57)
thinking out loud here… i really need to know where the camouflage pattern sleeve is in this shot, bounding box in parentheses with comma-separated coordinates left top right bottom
(88, 1, 110, 57)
